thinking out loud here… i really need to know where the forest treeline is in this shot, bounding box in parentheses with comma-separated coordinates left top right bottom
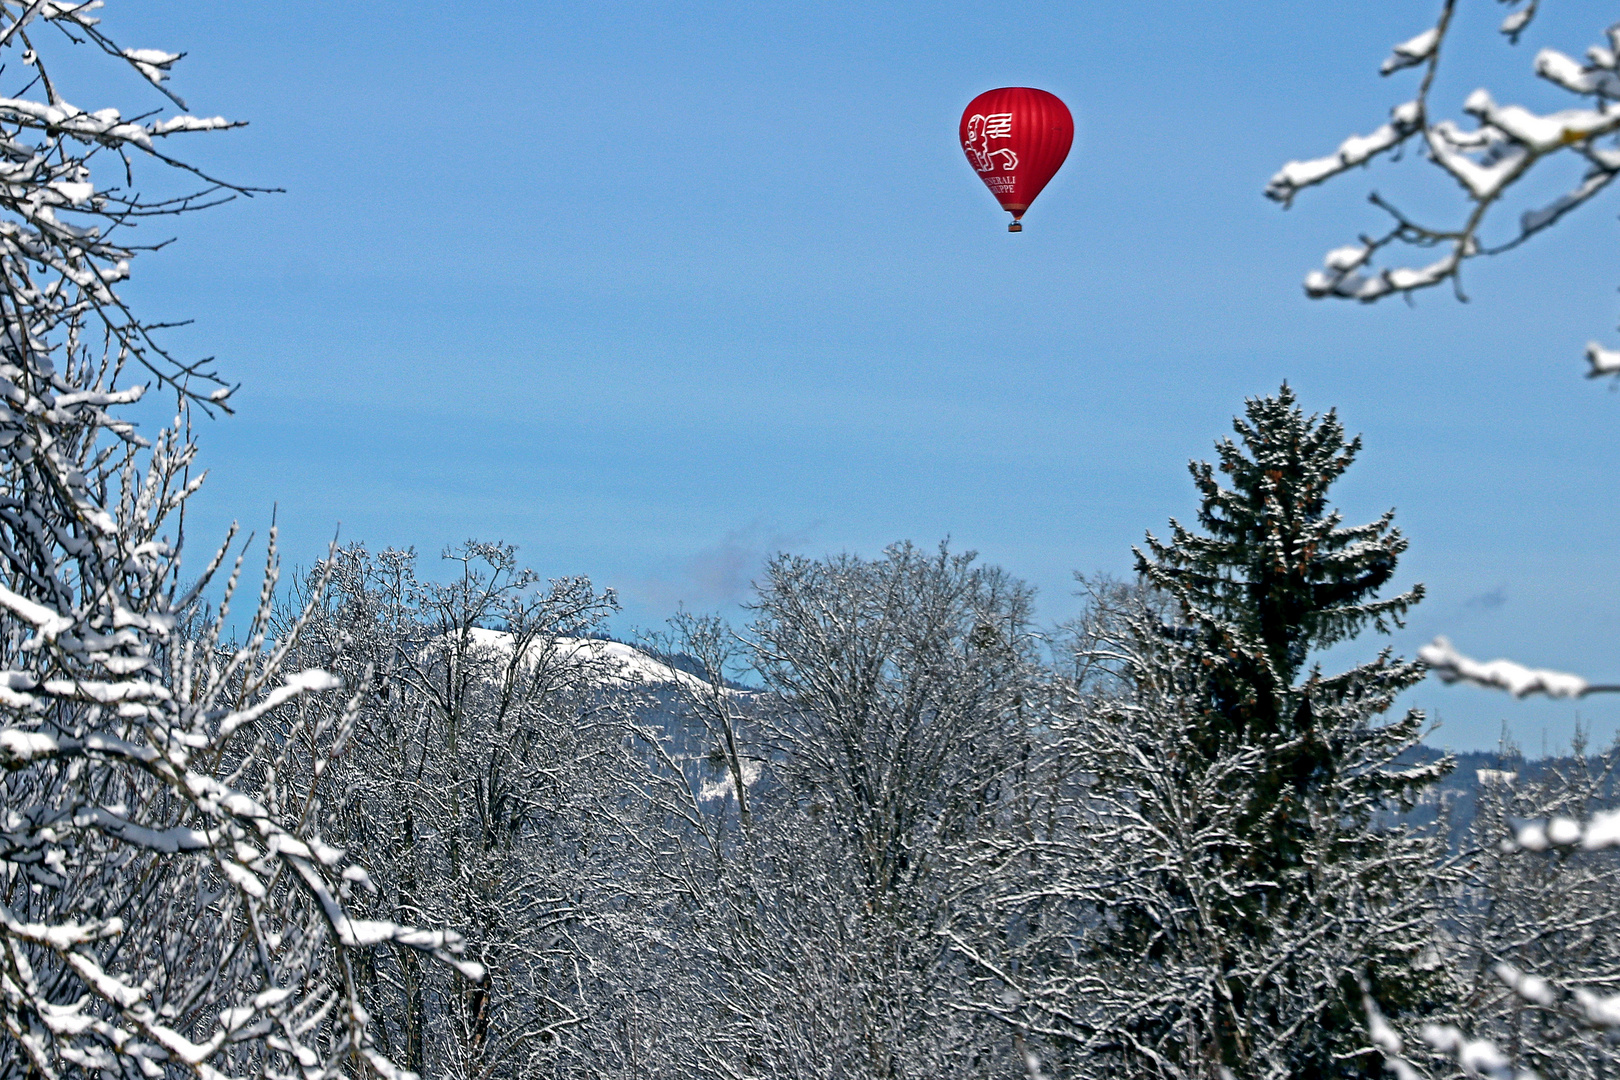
(227, 386, 1620, 1080)
(5, 323, 1618, 1077)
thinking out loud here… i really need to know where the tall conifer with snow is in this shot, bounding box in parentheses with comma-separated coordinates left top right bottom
(1137, 384, 1418, 741)
(1166, 386, 1453, 1067)
(1132, 384, 1450, 1076)
(956, 387, 1453, 1079)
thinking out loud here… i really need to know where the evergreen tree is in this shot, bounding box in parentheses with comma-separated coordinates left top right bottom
(1127, 383, 1453, 1076)
(1136, 383, 1429, 883)
(1138, 381, 1415, 710)
(951, 386, 1455, 1080)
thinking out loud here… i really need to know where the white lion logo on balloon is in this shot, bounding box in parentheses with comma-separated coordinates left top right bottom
(964, 113, 1018, 173)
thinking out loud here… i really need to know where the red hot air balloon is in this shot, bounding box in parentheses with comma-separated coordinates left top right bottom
(959, 88, 1073, 231)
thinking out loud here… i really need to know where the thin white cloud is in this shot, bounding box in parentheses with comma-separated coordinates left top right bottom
(636, 520, 821, 609)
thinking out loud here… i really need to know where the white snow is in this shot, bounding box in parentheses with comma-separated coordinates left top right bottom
(1323, 244, 1372, 272)
(120, 48, 179, 87)
(1586, 342, 1620, 376)
(1581, 808, 1620, 849)
(120, 48, 177, 65)
(1419, 1026, 1513, 1079)
(0, 728, 56, 761)
(0, 583, 71, 638)
(1419, 636, 1590, 698)
(1518, 808, 1620, 852)
(1382, 28, 1440, 75)
(459, 627, 729, 694)
(1536, 48, 1620, 98)
(1577, 988, 1620, 1027)
(1546, 817, 1582, 846)
(698, 757, 763, 802)
(1426, 117, 1527, 200)
(1364, 995, 1403, 1054)
(1521, 170, 1615, 236)
(1494, 962, 1554, 1006)
(1500, 8, 1533, 37)
(1266, 101, 1421, 203)
(1305, 251, 1459, 302)
(47, 181, 91, 205)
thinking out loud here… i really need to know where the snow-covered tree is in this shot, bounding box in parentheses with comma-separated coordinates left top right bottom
(1367, 743, 1620, 1080)
(0, 6, 476, 1077)
(272, 538, 1038, 1080)
(1456, 743, 1620, 1080)
(954, 388, 1453, 1079)
(688, 541, 1041, 1080)
(281, 543, 686, 1080)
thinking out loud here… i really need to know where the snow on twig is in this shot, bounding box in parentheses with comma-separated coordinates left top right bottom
(1418, 636, 1604, 698)
(1384, 28, 1441, 75)
(1586, 342, 1620, 376)
(1267, 102, 1422, 205)
(1270, 7, 1620, 370)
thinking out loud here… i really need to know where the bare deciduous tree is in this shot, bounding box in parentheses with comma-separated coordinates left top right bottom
(732, 541, 1041, 1080)
(0, 7, 476, 1076)
(285, 543, 668, 1080)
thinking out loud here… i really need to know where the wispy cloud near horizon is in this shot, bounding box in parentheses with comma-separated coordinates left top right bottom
(633, 520, 822, 612)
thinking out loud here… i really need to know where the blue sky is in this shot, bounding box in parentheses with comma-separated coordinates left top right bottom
(88, 2, 1620, 752)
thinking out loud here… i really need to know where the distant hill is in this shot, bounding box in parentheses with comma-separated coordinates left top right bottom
(1404, 743, 1620, 842)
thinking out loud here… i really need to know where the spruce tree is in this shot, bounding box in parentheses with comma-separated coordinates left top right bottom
(1139, 383, 1417, 720)
(1125, 383, 1452, 1077)
(959, 387, 1456, 1078)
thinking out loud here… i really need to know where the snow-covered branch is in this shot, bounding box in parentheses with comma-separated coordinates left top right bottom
(1272, 4, 1620, 371)
(1418, 635, 1611, 698)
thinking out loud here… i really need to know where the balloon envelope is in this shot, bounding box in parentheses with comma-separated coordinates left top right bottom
(959, 88, 1073, 224)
